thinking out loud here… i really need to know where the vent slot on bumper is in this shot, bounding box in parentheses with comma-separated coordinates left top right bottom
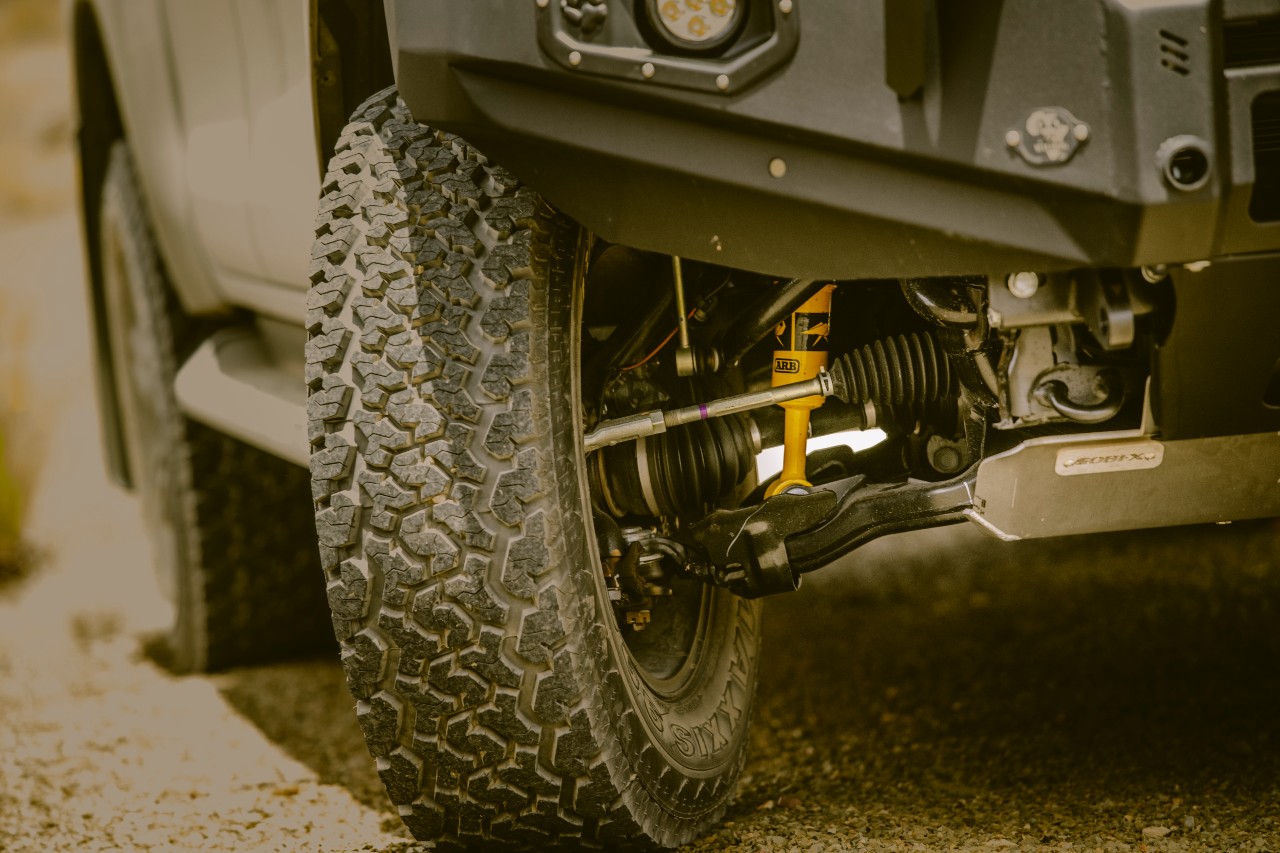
(1250, 90, 1280, 222)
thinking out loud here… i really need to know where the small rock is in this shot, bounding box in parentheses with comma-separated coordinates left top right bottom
(1143, 826, 1172, 838)
(1184, 815, 1196, 828)
(985, 841, 1016, 848)
(757, 800, 775, 811)
(778, 795, 804, 810)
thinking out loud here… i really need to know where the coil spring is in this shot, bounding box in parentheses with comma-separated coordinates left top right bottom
(833, 332, 955, 427)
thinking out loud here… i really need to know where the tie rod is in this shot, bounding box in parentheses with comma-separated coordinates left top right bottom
(583, 371, 836, 453)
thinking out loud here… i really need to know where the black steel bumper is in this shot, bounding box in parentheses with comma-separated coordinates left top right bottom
(390, 0, 1280, 279)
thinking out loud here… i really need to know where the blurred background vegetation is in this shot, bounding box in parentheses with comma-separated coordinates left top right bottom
(0, 0, 59, 38)
(0, 316, 34, 587)
(0, 0, 69, 587)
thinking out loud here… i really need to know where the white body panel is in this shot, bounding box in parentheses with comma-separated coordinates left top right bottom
(236, 0, 320, 293)
(164, 1, 262, 281)
(174, 328, 309, 467)
(88, 0, 319, 319)
(88, 0, 226, 312)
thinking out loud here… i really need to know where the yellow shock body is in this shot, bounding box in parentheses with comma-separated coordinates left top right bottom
(765, 284, 836, 498)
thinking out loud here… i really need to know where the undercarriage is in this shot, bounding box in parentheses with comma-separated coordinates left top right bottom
(578, 248, 1280, 627)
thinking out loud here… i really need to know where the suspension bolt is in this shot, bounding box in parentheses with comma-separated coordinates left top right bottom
(1007, 271, 1041, 299)
(927, 435, 966, 475)
(933, 446, 962, 474)
(1141, 264, 1169, 283)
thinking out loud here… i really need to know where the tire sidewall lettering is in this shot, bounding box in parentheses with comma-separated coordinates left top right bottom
(612, 594, 759, 787)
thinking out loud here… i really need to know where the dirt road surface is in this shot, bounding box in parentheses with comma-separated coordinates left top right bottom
(2, 12, 1279, 853)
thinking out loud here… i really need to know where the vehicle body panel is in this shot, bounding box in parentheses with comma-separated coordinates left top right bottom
(232, 0, 320, 293)
(86, 0, 226, 312)
(83, 0, 318, 319)
(163, 1, 261, 283)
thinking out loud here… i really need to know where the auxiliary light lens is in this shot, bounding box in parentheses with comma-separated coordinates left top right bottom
(649, 0, 743, 49)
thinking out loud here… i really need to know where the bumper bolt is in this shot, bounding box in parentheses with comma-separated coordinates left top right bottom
(1007, 271, 1040, 299)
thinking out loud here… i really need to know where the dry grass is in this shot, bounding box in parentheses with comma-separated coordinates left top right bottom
(0, 296, 41, 589)
(0, 428, 22, 578)
(0, 451, 35, 589)
(0, 0, 73, 221)
(0, 0, 66, 588)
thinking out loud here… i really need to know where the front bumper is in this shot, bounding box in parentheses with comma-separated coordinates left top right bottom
(391, 0, 1280, 279)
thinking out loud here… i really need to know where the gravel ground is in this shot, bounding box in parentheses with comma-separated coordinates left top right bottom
(2, 14, 1279, 853)
(710, 520, 1280, 853)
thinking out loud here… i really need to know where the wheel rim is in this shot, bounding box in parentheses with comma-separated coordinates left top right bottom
(571, 235, 727, 691)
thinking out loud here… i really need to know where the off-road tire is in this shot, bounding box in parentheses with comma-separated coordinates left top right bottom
(100, 143, 333, 672)
(307, 88, 762, 849)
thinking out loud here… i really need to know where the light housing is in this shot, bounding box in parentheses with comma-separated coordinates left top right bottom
(645, 0, 746, 53)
